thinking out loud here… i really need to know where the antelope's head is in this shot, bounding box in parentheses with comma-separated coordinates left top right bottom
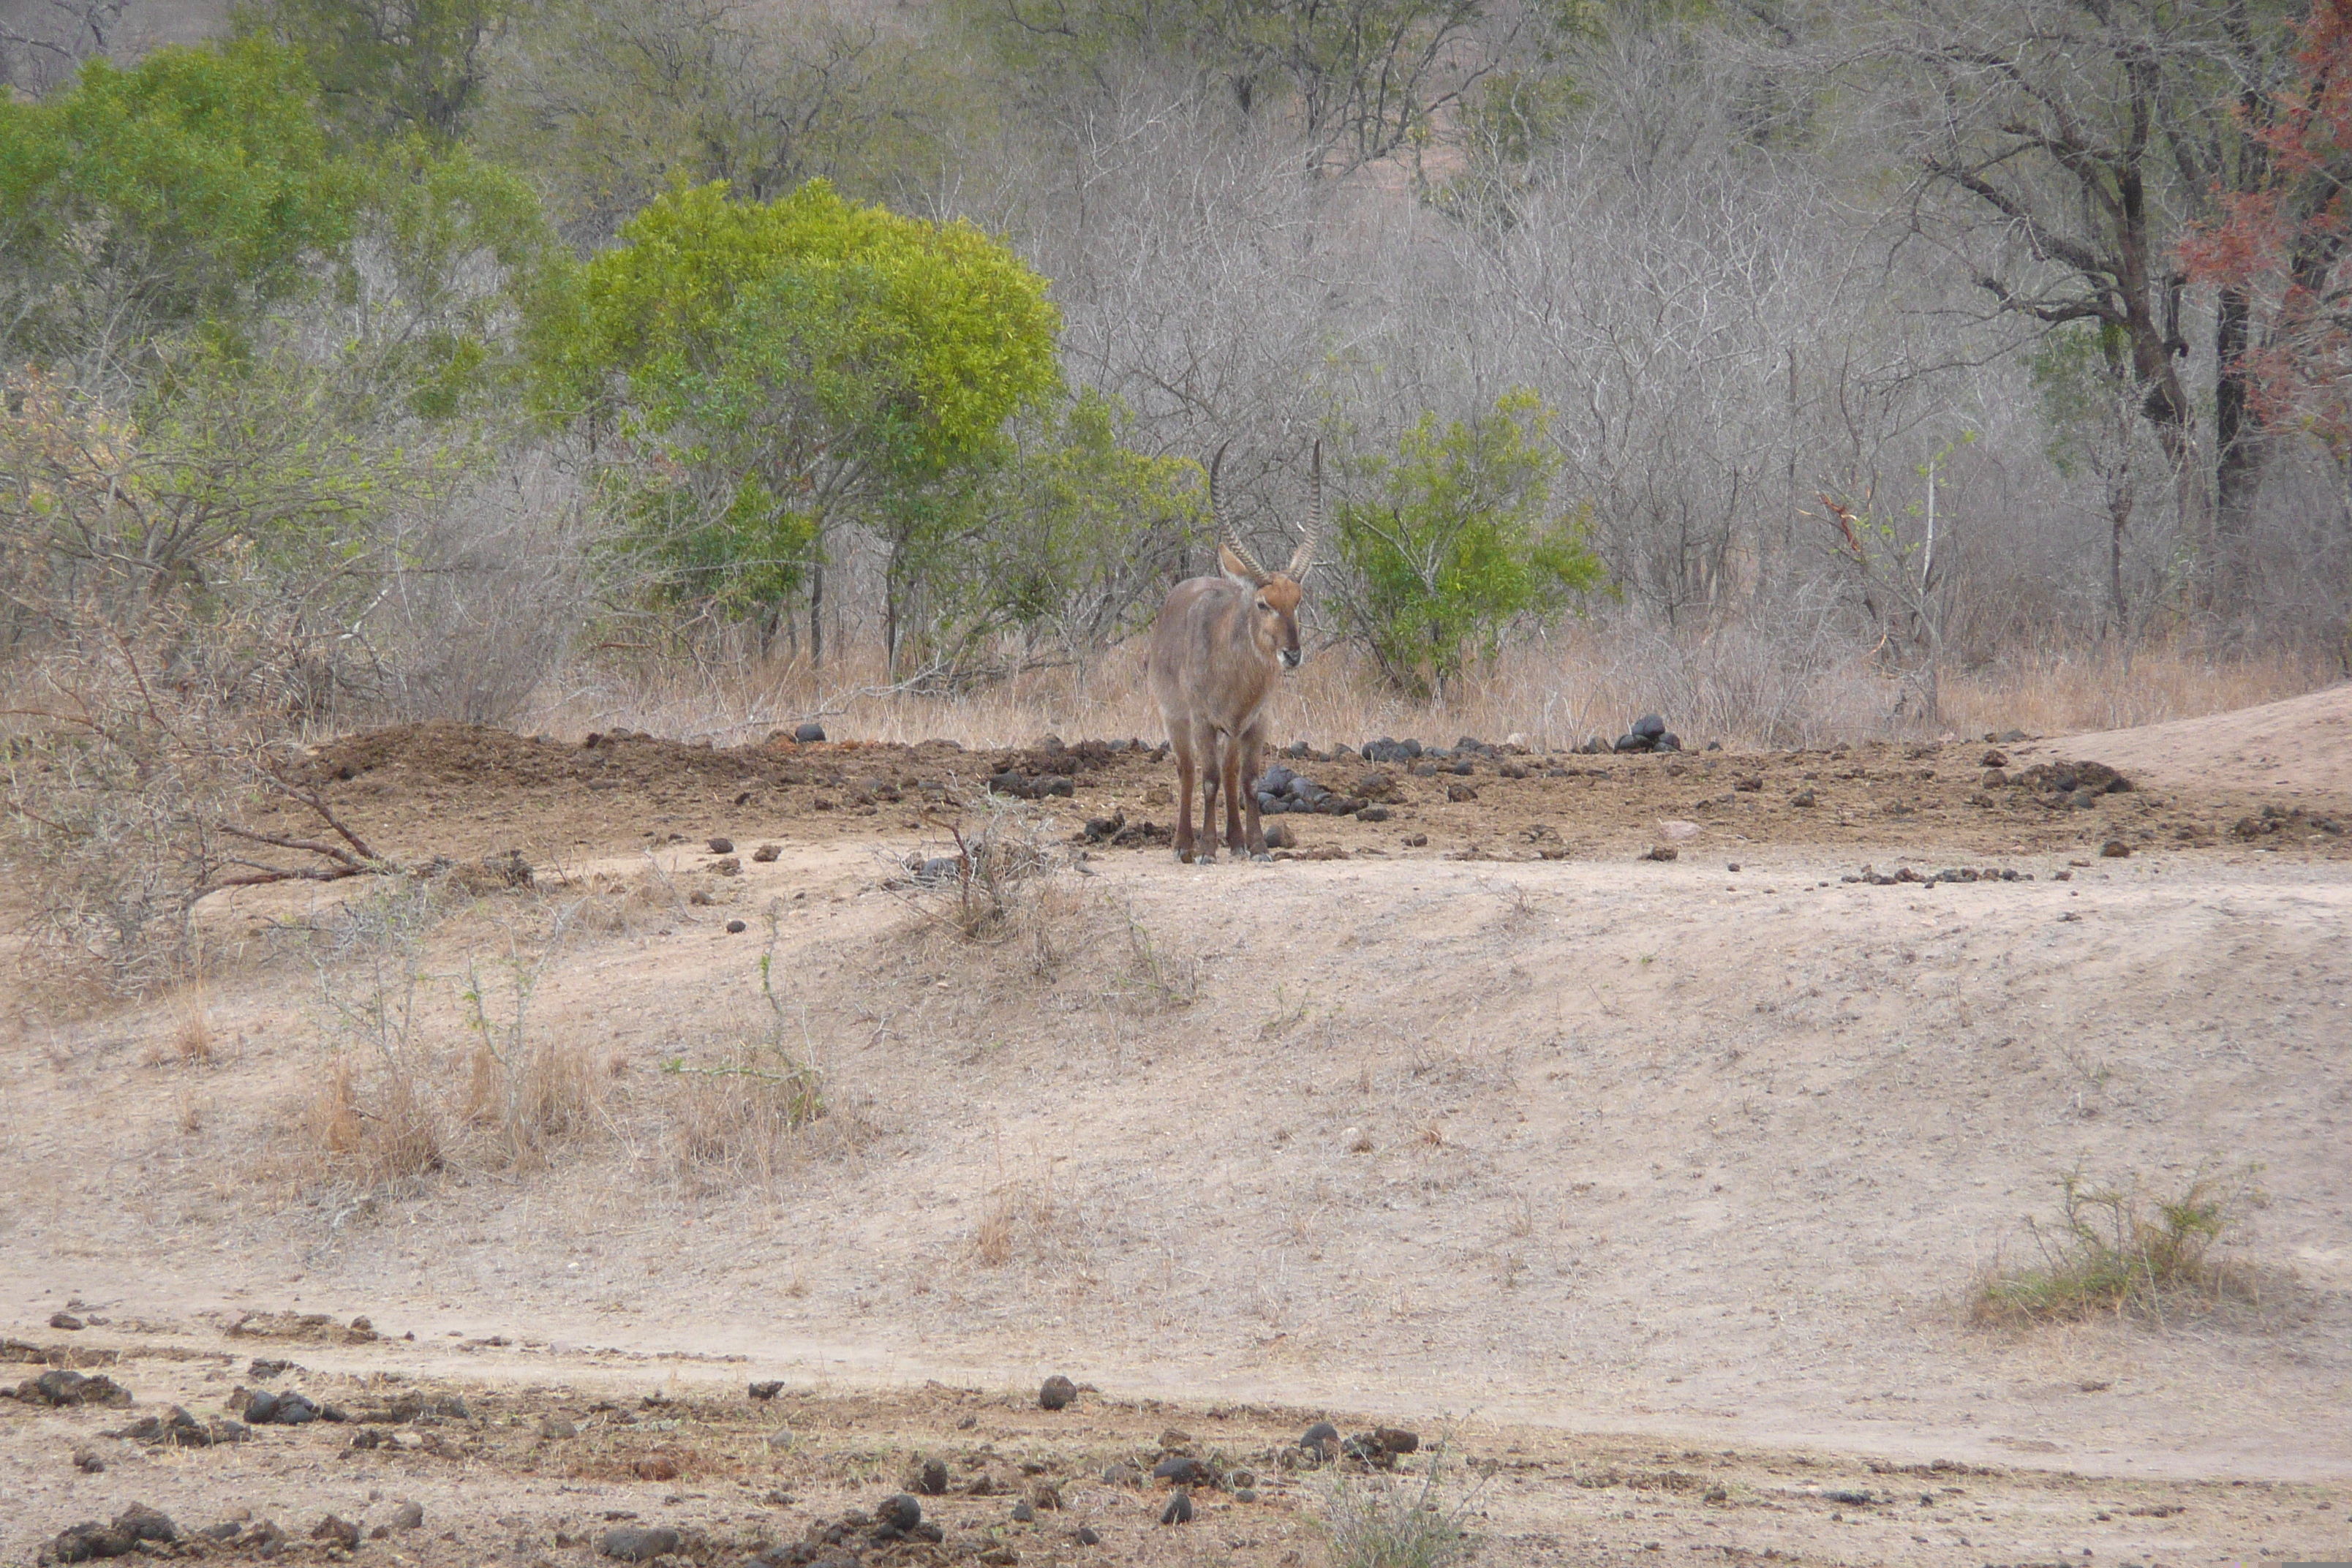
(1211, 441, 1322, 671)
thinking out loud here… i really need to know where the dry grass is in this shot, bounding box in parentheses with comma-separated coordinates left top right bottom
(654, 942, 836, 1193)
(1973, 1162, 2267, 1327)
(519, 625, 2339, 754)
(1319, 1444, 1487, 1568)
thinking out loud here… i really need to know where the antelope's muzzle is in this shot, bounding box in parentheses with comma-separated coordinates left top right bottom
(1281, 647, 1302, 670)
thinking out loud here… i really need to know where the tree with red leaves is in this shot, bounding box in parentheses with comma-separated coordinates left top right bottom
(2184, 0, 2352, 502)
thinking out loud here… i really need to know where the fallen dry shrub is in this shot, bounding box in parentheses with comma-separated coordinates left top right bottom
(1974, 1161, 2266, 1327)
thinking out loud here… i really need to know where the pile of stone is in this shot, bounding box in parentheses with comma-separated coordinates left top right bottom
(1254, 764, 1368, 818)
(1611, 714, 1681, 754)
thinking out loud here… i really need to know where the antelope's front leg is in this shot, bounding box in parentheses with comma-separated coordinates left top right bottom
(1172, 745, 1197, 864)
(1221, 731, 1251, 853)
(1237, 723, 1270, 860)
(1196, 735, 1222, 864)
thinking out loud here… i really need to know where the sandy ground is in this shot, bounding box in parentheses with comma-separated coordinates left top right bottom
(4, 688, 2350, 1564)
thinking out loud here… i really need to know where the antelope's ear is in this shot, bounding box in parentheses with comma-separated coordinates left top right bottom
(1218, 542, 1260, 585)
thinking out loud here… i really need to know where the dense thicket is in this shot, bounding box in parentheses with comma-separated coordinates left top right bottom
(4, 0, 2349, 735)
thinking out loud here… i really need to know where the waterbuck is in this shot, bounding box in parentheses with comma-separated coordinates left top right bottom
(1147, 442, 1322, 864)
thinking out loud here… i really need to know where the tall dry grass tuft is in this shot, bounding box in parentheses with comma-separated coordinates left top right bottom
(1973, 1162, 2267, 1327)
(295, 886, 606, 1194)
(303, 1054, 448, 1188)
(657, 943, 834, 1193)
(522, 620, 2338, 754)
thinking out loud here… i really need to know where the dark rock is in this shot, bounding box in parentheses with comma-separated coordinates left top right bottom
(244, 1390, 278, 1424)
(1039, 1374, 1077, 1411)
(1028, 1482, 1062, 1512)
(1011, 1501, 1035, 1523)
(310, 1515, 360, 1550)
(1102, 1463, 1142, 1487)
(1234, 1488, 1258, 1503)
(1656, 733, 1681, 752)
(1633, 714, 1667, 739)
(712, 856, 742, 876)
(1733, 776, 1763, 792)
(2002, 728, 2027, 742)
(48, 1312, 83, 1331)
(1357, 805, 1390, 823)
(725, 919, 748, 934)
(1262, 822, 1296, 850)
(72, 1448, 103, 1473)
(1446, 783, 1478, 802)
(749, 1380, 784, 1400)
(794, 723, 826, 744)
(708, 837, 735, 854)
(1981, 749, 2010, 768)
(1614, 733, 1652, 753)
(1153, 1456, 1211, 1485)
(1705, 740, 1722, 751)
(1790, 788, 1817, 807)
(538, 1415, 577, 1439)
(1259, 765, 1296, 795)
(247, 1359, 295, 1379)
(599, 1526, 682, 1561)
(753, 843, 781, 862)
(1373, 1427, 1420, 1455)
(1499, 761, 1529, 780)
(2100, 840, 2132, 858)
(387, 1501, 423, 1531)
(875, 1494, 923, 1533)
(1161, 1493, 1194, 1525)
(1643, 845, 1678, 862)
(1824, 1489, 1874, 1507)
(1403, 833, 1428, 847)
(1077, 1526, 1101, 1545)
(113, 1506, 176, 1545)
(918, 1458, 949, 1495)
(41, 1522, 130, 1562)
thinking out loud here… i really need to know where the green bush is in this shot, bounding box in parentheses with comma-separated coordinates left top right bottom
(1975, 1162, 2264, 1325)
(1338, 389, 1603, 698)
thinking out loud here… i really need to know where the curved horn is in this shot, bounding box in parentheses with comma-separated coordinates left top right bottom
(1210, 440, 1270, 586)
(1285, 438, 1322, 580)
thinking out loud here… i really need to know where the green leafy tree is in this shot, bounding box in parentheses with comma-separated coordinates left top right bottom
(232, 0, 508, 143)
(963, 0, 1535, 176)
(478, 0, 949, 241)
(1338, 391, 1603, 698)
(970, 390, 1202, 667)
(0, 38, 358, 366)
(535, 178, 1062, 666)
(342, 136, 559, 418)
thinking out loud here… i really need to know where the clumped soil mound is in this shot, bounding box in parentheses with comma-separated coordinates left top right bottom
(271, 722, 2348, 872)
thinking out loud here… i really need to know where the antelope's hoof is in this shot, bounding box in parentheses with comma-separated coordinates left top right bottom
(1251, 850, 1273, 863)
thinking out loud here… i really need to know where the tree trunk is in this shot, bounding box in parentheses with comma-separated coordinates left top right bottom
(810, 558, 824, 669)
(2214, 283, 2262, 611)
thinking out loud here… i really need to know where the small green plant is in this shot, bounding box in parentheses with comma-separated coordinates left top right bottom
(1975, 1161, 2264, 1326)
(1320, 1445, 1488, 1568)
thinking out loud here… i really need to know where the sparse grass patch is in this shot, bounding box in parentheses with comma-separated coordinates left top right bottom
(293, 886, 604, 1196)
(1974, 1162, 2266, 1327)
(1320, 1445, 1488, 1568)
(656, 941, 834, 1191)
